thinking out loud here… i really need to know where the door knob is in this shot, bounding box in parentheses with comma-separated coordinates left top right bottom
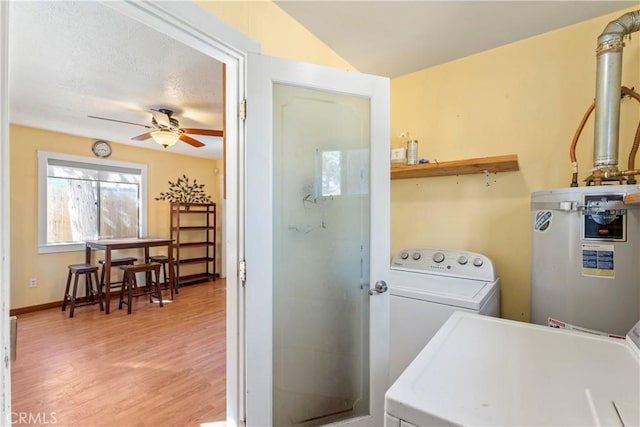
(368, 280, 388, 295)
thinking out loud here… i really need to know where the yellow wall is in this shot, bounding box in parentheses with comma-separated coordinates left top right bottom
(391, 7, 640, 321)
(9, 125, 220, 310)
(195, 0, 355, 70)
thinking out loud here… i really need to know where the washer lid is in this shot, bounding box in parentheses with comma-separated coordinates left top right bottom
(385, 312, 640, 427)
(389, 270, 498, 310)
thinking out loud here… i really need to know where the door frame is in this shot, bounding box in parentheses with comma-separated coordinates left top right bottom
(245, 53, 391, 426)
(1, 1, 11, 422)
(0, 2, 259, 425)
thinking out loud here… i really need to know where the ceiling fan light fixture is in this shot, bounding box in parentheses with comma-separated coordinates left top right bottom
(151, 130, 180, 148)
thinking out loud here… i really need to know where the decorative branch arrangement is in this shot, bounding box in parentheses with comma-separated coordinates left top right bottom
(156, 175, 212, 203)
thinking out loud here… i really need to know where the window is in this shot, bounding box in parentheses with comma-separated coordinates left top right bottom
(38, 151, 148, 253)
(320, 150, 342, 196)
(317, 148, 369, 198)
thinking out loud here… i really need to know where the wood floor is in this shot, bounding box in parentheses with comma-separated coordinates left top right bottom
(11, 279, 226, 427)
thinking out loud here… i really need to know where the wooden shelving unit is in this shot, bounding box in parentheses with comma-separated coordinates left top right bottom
(390, 154, 519, 180)
(170, 202, 216, 286)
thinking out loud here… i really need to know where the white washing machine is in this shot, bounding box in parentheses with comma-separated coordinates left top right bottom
(389, 247, 500, 384)
(385, 312, 640, 427)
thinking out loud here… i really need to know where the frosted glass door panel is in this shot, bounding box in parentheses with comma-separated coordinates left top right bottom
(273, 83, 371, 426)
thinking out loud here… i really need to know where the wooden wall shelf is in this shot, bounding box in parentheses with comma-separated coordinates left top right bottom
(624, 192, 640, 205)
(390, 154, 519, 180)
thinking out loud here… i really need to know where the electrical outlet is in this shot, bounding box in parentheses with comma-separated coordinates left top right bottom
(29, 278, 37, 288)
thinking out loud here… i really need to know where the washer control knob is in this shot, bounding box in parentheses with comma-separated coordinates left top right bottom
(433, 252, 445, 263)
(400, 251, 409, 260)
(412, 252, 421, 261)
(473, 257, 484, 267)
(457, 256, 468, 265)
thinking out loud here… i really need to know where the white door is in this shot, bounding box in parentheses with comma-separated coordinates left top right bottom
(245, 54, 390, 426)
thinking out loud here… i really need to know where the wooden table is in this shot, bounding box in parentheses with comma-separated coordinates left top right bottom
(85, 238, 174, 314)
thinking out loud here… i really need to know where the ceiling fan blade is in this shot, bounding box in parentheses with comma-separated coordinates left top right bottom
(151, 110, 171, 128)
(88, 115, 152, 129)
(181, 128, 224, 137)
(180, 134, 205, 148)
(131, 132, 153, 141)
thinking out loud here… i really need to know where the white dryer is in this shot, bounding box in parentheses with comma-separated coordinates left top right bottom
(389, 247, 500, 384)
(385, 312, 640, 427)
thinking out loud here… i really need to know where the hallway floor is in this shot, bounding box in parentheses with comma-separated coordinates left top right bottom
(11, 279, 226, 426)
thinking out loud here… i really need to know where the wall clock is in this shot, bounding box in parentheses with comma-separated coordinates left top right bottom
(91, 140, 112, 158)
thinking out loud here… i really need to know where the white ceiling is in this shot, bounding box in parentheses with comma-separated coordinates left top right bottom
(8, 1, 639, 160)
(276, 1, 639, 78)
(9, 1, 225, 159)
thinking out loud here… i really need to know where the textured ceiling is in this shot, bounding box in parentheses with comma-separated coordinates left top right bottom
(9, 1, 224, 159)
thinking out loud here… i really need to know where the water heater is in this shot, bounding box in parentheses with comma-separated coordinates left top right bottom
(530, 185, 640, 336)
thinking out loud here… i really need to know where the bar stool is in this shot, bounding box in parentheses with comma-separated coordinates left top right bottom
(99, 257, 138, 295)
(62, 264, 103, 317)
(148, 255, 178, 294)
(118, 263, 163, 314)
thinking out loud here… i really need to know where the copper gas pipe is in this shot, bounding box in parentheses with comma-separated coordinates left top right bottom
(603, 168, 640, 179)
(627, 122, 640, 184)
(569, 101, 595, 187)
(622, 86, 640, 183)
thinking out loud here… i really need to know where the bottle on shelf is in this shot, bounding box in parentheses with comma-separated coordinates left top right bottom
(407, 139, 419, 165)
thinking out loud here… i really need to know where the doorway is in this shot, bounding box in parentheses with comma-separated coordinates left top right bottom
(1, 1, 255, 424)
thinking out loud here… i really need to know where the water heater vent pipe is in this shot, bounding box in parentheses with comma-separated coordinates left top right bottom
(593, 10, 640, 173)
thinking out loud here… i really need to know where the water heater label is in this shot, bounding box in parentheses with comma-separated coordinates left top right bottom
(582, 243, 614, 278)
(534, 210, 552, 233)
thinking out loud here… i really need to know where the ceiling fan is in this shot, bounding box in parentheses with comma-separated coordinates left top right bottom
(88, 108, 223, 148)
